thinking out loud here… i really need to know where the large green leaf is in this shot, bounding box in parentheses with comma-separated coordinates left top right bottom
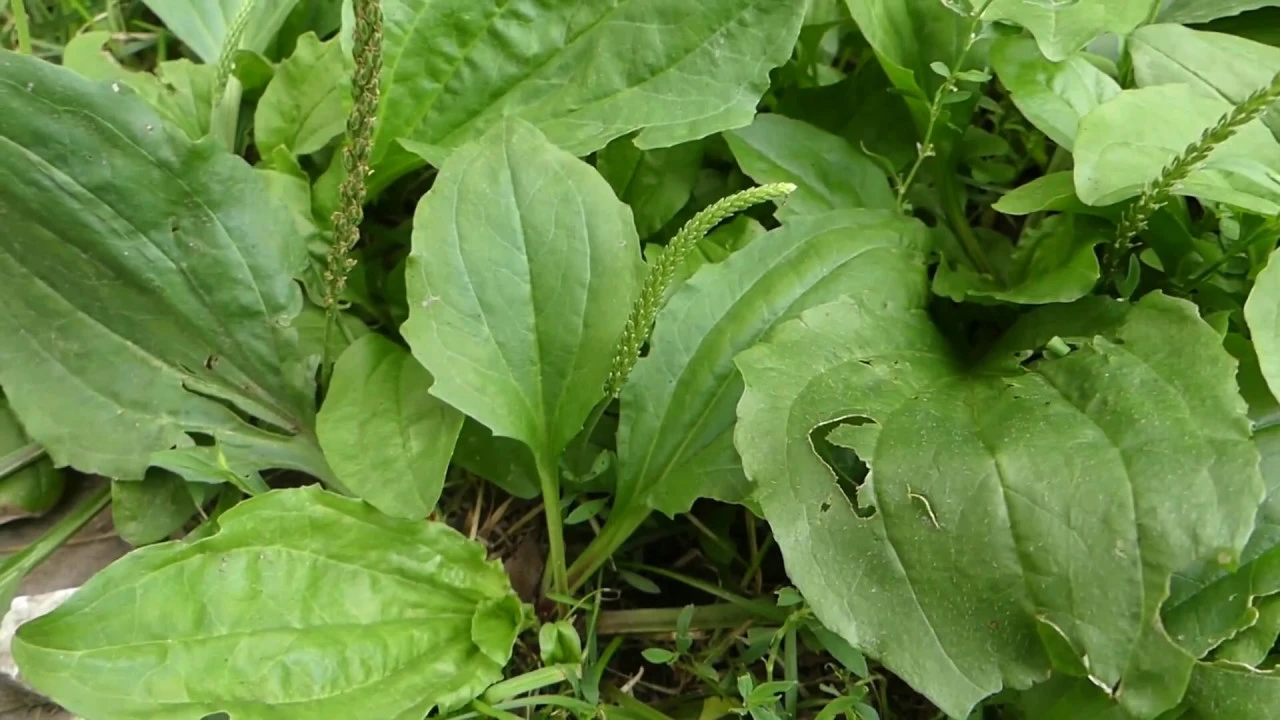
(254, 32, 349, 157)
(369, 0, 807, 184)
(723, 114, 894, 221)
(736, 292, 1262, 718)
(990, 36, 1120, 151)
(1130, 24, 1280, 139)
(981, 0, 1150, 62)
(597, 137, 704, 239)
(1073, 84, 1280, 214)
(317, 334, 464, 518)
(617, 211, 930, 519)
(1158, 0, 1280, 24)
(845, 0, 969, 100)
(14, 486, 523, 719)
(0, 51, 327, 483)
(401, 118, 643, 473)
(141, 0, 304, 62)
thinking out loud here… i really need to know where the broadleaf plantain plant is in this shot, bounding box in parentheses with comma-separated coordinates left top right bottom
(6, 0, 1280, 718)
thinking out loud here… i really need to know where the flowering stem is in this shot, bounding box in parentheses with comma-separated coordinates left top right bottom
(321, 0, 383, 383)
(604, 183, 795, 397)
(1104, 69, 1280, 281)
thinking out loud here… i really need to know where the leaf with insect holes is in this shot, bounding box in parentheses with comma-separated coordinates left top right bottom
(981, 0, 1151, 62)
(1074, 84, 1280, 214)
(13, 486, 523, 719)
(141, 0, 303, 62)
(366, 0, 807, 184)
(616, 211, 930, 521)
(401, 118, 644, 475)
(0, 51, 328, 484)
(736, 289, 1262, 718)
(724, 114, 895, 220)
(317, 334, 464, 519)
(990, 36, 1120, 151)
(255, 32, 350, 157)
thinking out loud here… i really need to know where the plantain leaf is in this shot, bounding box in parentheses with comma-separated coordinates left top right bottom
(981, 0, 1150, 62)
(254, 32, 350, 157)
(1131, 24, 1280, 139)
(990, 36, 1121, 151)
(401, 118, 644, 473)
(141, 0, 304, 62)
(737, 290, 1262, 718)
(597, 137, 704, 239)
(14, 486, 524, 719)
(317, 334, 464, 518)
(1247, 247, 1280, 406)
(723, 114, 895, 220)
(1074, 84, 1280, 214)
(617, 211, 930, 519)
(368, 0, 807, 186)
(0, 51, 328, 483)
(1157, 0, 1280, 24)
(0, 395, 63, 524)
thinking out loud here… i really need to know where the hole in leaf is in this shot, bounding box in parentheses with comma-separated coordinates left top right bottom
(810, 416, 876, 519)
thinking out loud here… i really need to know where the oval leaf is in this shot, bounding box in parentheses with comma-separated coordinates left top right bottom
(370, 0, 807, 179)
(141, 0, 303, 62)
(1074, 84, 1280, 213)
(617, 211, 930, 517)
(983, 0, 1149, 62)
(724, 114, 894, 219)
(14, 486, 523, 719)
(317, 334, 464, 518)
(990, 36, 1120, 151)
(0, 51, 326, 483)
(255, 32, 350, 157)
(401, 118, 643, 470)
(736, 291, 1262, 718)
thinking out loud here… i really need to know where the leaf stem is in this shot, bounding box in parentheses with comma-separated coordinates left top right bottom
(567, 503, 650, 592)
(894, 0, 993, 210)
(482, 666, 576, 703)
(0, 441, 44, 481)
(9, 0, 30, 55)
(1104, 69, 1280, 280)
(538, 456, 569, 597)
(784, 623, 799, 716)
(0, 482, 111, 608)
(1183, 216, 1280, 291)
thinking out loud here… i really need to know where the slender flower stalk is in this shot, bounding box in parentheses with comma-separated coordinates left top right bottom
(321, 0, 383, 379)
(212, 0, 256, 101)
(604, 182, 795, 397)
(1106, 69, 1280, 277)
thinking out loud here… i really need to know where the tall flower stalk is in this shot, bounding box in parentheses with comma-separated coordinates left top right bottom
(604, 182, 795, 397)
(1105, 69, 1280, 278)
(322, 0, 383, 380)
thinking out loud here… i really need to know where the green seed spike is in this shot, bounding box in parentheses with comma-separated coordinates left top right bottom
(321, 0, 383, 380)
(604, 182, 797, 398)
(1107, 69, 1280, 279)
(212, 0, 257, 101)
